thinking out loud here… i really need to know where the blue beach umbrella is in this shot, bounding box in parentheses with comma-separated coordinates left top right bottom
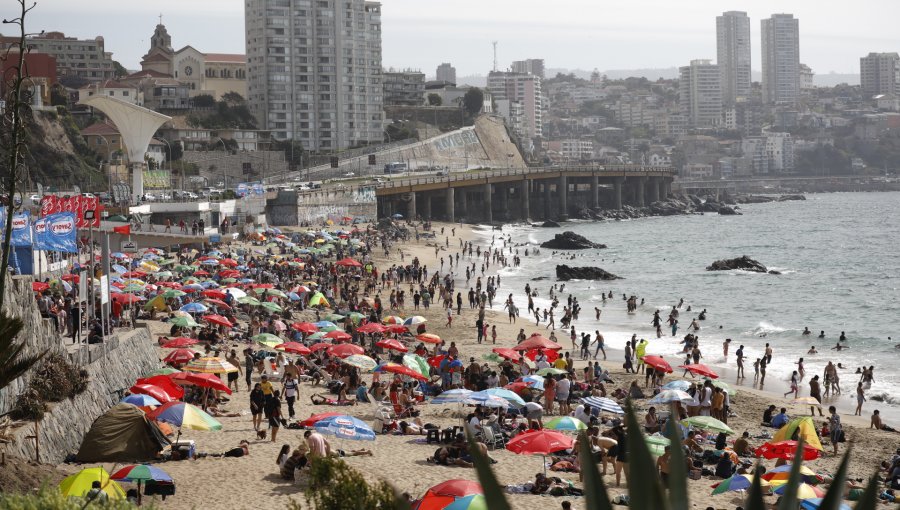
(473, 388, 526, 407)
(663, 380, 692, 391)
(121, 394, 161, 407)
(180, 303, 209, 314)
(314, 415, 375, 441)
(112, 264, 128, 274)
(431, 389, 474, 405)
(521, 375, 545, 390)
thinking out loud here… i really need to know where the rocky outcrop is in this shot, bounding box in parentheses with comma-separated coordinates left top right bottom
(540, 220, 561, 228)
(717, 206, 741, 215)
(733, 194, 806, 204)
(706, 255, 770, 273)
(556, 265, 621, 281)
(540, 231, 606, 250)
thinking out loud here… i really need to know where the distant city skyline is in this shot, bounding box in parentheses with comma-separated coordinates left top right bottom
(11, 0, 900, 80)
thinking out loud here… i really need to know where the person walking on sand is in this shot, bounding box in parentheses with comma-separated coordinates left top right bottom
(735, 344, 745, 378)
(808, 375, 824, 416)
(593, 330, 606, 360)
(828, 406, 843, 456)
(722, 338, 731, 359)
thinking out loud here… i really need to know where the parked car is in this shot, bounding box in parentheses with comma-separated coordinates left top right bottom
(143, 193, 157, 202)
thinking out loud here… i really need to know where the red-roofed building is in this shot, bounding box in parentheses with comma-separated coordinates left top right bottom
(0, 51, 57, 105)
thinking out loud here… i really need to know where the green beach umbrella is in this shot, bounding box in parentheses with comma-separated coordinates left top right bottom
(147, 367, 181, 376)
(237, 296, 261, 306)
(253, 333, 283, 348)
(545, 416, 588, 431)
(325, 313, 345, 322)
(644, 434, 671, 456)
(174, 265, 194, 273)
(306, 332, 326, 341)
(170, 316, 200, 328)
(536, 367, 567, 376)
(162, 289, 187, 299)
(154, 270, 173, 278)
(122, 283, 145, 293)
(260, 301, 284, 313)
(681, 416, 734, 435)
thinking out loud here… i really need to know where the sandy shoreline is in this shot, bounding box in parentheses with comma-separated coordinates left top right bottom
(54, 220, 898, 510)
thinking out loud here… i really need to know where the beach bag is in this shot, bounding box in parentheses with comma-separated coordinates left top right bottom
(838, 430, 846, 443)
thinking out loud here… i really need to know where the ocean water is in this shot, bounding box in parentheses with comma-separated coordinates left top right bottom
(479, 192, 900, 414)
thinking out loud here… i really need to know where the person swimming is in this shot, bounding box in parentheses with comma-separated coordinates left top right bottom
(818, 331, 826, 338)
(802, 327, 811, 336)
(807, 346, 818, 354)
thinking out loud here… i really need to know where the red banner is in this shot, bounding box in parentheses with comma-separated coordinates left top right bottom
(40, 195, 102, 228)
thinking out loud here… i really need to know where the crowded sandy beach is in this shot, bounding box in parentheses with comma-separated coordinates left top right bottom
(30, 219, 899, 509)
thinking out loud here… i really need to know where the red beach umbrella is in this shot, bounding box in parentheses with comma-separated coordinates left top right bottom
(376, 338, 408, 352)
(376, 362, 428, 381)
(202, 314, 233, 328)
(755, 440, 820, 461)
(203, 298, 232, 310)
(168, 372, 231, 394)
(335, 257, 363, 267)
(513, 333, 563, 351)
(641, 355, 674, 374)
(136, 375, 185, 399)
(327, 343, 365, 358)
(163, 348, 197, 365)
(309, 342, 332, 352)
(201, 289, 226, 299)
(275, 342, 312, 355)
(416, 479, 484, 510)
(492, 347, 521, 361)
(292, 322, 319, 334)
(506, 429, 574, 455)
(679, 363, 719, 379)
(160, 337, 198, 348)
(324, 330, 352, 342)
(129, 384, 174, 404)
(356, 322, 387, 334)
(300, 411, 345, 428)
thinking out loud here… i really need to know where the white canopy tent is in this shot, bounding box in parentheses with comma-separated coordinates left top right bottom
(79, 96, 171, 201)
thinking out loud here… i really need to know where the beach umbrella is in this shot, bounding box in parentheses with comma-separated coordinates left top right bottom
(641, 355, 674, 373)
(256, 288, 289, 299)
(341, 354, 378, 371)
(324, 313, 346, 322)
(181, 283, 204, 293)
(791, 396, 823, 407)
(327, 343, 365, 358)
(763, 465, 822, 485)
(325, 330, 352, 342)
(536, 367, 567, 376)
(649, 389, 694, 404)
(681, 416, 734, 434)
(32, 281, 50, 292)
(430, 389, 474, 405)
(545, 416, 588, 431)
(183, 356, 239, 374)
(202, 314, 234, 328)
(59, 467, 126, 500)
(163, 348, 198, 365)
(403, 315, 427, 327)
(161, 289, 187, 299)
(680, 363, 719, 379)
(203, 298, 231, 311)
(416, 333, 442, 344)
(504, 381, 537, 394)
(375, 362, 428, 381)
(308, 292, 330, 307)
(154, 270, 173, 279)
(376, 338, 408, 352)
(309, 342, 332, 352)
(513, 333, 563, 351)
(161, 337, 198, 348)
(581, 396, 624, 415)
(710, 379, 736, 396)
(356, 322, 387, 334)
(237, 296, 261, 306)
(121, 394, 161, 407)
(314, 320, 338, 331)
(135, 375, 185, 400)
(201, 289, 227, 300)
(465, 394, 509, 408)
(110, 464, 173, 505)
(491, 347, 521, 361)
(644, 434, 671, 456)
(169, 316, 200, 328)
(773, 482, 825, 499)
(300, 411, 346, 428)
(147, 401, 222, 431)
(169, 372, 231, 394)
(335, 257, 363, 267)
(755, 440, 820, 461)
(521, 375, 545, 391)
(179, 302, 208, 314)
(382, 315, 404, 325)
(662, 380, 692, 391)
(112, 264, 128, 273)
(403, 354, 431, 378)
(253, 333, 284, 348)
(129, 384, 174, 404)
(799, 499, 851, 510)
(292, 322, 320, 334)
(506, 429, 573, 474)
(415, 480, 483, 510)
(276, 342, 312, 355)
(711, 474, 769, 495)
(173, 264, 193, 273)
(111, 293, 144, 304)
(314, 415, 375, 441)
(224, 287, 247, 299)
(475, 388, 526, 407)
(385, 324, 410, 334)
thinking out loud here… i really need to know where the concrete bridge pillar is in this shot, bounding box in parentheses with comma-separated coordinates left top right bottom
(422, 194, 432, 220)
(659, 179, 669, 200)
(613, 178, 624, 210)
(496, 184, 508, 220)
(558, 175, 568, 219)
(408, 191, 417, 220)
(591, 175, 600, 209)
(484, 182, 493, 224)
(543, 180, 552, 219)
(636, 178, 646, 207)
(458, 188, 468, 220)
(648, 178, 660, 204)
(446, 187, 455, 222)
(520, 179, 530, 220)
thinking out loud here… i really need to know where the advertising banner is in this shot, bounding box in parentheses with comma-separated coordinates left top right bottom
(39, 195, 101, 228)
(0, 208, 33, 247)
(33, 212, 78, 253)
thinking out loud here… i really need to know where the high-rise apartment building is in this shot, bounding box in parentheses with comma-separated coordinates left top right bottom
(761, 14, 800, 105)
(860, 52, 900, 96)
(679, 60, 722, 127)
(510, 59, 545, 79)
(716, 11, 751, 104)
(13, 31, 117, 84)
(244, 0, 384, 149)
(487, 71, 542, 141)
(383, 69, 425, 106)
(435, 62, 456, 84)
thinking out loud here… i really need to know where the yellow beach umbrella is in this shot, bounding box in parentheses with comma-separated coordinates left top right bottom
(59, 467, 126, 500)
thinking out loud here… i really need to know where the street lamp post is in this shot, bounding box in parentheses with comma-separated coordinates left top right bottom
(212, 137, 228, 189)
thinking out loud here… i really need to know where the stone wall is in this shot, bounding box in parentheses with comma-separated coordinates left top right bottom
(6, 328, 161, 462)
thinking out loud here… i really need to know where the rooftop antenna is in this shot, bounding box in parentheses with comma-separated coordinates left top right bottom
(492, 41, 498, 72)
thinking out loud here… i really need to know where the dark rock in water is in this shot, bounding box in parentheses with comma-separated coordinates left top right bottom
(556, 265, 621, 281)
(768, 270, 781, 275)
(733, 195, 777, 204)
(706, 255, 768, 273)
(777, 194, 806, 201)
(540, 231, 606, 250)
(717, 206, 741, 215)
(531, 276, 550, 281)
(541, 220, 561, 228)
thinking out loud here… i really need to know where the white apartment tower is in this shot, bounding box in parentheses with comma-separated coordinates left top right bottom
(487, 71, 543, 141)
(244, 0, 384, 149)
(860, 52, 900, 96)
(679, 60, 722, 128)
(435, 62, 456, 84)
(716, 11, 751, 104)
(510, 59, 545, 79)
(761, 14, 800, 105)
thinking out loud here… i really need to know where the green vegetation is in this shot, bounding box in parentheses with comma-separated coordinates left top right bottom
(12, 353, 88, 420)
(186, 93, 257, 130)
(463, 88, 484, 116)
(427, 93, 442, 106)
(299, 456, 401, 510)
(0, 487, 148, 510)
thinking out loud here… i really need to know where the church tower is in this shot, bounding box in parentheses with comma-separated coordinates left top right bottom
(140, 19, 175, 76)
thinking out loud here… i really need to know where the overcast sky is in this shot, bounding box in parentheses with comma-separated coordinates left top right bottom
(7, 0, 898, 78)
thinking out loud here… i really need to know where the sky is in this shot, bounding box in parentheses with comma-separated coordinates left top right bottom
(6, 0, 899, 79)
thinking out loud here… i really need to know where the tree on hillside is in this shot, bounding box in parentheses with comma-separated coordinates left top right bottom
(112, 60, 128, 78)
(427, 93, 442, 106)
(221, 92, 245, 106)
(192, 94, 216, 108)
(463, 87, 484, 116)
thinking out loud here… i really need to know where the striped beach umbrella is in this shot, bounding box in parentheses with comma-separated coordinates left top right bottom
(545, 416, 588, 431)
(581, 396, 624, 414)
(182, 356, 239, 374)
(147, 401, 222, 431)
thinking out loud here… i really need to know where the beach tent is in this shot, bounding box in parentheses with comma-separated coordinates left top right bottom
(772, 416, 824, 451)
(76, 404, 170, 462)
